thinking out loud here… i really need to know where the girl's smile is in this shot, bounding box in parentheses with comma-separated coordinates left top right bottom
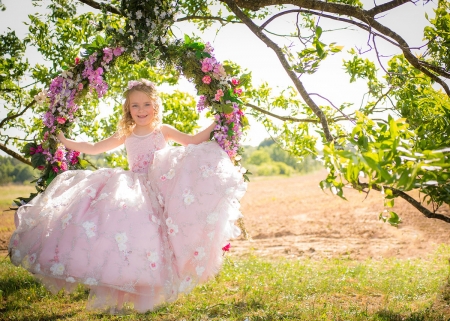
(129, 90, 155, 130)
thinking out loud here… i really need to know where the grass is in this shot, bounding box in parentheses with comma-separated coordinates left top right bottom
(1, 248, 450, 320)
(1, 184, 450, 320)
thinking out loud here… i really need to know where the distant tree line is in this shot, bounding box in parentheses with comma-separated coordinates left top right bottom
(242, 138, 321, 177)
(0, 156, 37, 185)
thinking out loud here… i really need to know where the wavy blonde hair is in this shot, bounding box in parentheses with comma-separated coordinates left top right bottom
(117, 80, 163, 137)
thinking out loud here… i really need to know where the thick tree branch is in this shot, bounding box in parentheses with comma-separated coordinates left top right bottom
(0, 143, 32, 166)
(76, 0, 122, 15)
(0, 101, 35, 129)
(223, 0, 334, 142)
(358, 182, 450, 223)
(367, 0, 412, 17)
(233, 0, 450, 95)
(245, 103, 319, 123)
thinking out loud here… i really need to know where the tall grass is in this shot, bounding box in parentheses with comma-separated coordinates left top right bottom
(1, 246, 450, 320)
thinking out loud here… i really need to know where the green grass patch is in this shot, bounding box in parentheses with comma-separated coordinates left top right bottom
(2, 246, 450, 320)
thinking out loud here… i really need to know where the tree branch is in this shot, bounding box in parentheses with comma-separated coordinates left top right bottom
(0, 101, 35, 129)
(177, 15, 240, 24)
(245, 103, 319, 123)
(358, 182, 450, 223)
(233, 0, 450, 95)
(222, 0, 334, 142)
(0, 143, 32, 166)
(76, 0, 122, 15)
(367, 0, 412, 17)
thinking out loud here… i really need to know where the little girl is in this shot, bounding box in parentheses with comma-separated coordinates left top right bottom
(8, 79, 247, 313)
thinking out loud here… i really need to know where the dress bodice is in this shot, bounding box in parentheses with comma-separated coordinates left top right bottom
(125, 129, 167, 173)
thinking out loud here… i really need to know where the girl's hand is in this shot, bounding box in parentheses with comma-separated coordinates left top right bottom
(56, 132, 66, 141)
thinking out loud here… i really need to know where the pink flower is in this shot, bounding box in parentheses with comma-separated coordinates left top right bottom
(37, 165, 45, 171)
(52, 166, 59, 173)
(60, 161, 68, 171)
(54, 149, 64, 161)
(56, 117, 66, 124)
(202, 75, 211, 85)
(113, 47, 124, 56)
(234, 88, 243, 96)
(222, 243, 231, 252)
(29, 147, 37, 155)
(75, 57, 80, 65)
(78, 83, 83, 91)
(214, 89, 224, 101)
(231, 78, 240, 86)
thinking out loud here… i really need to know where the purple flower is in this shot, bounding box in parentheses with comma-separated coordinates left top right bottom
(43, 111, 55, 128)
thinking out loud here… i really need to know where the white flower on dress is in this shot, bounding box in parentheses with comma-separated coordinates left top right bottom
(182, 189, 195, 205)
(178, 276, 193, 293)
(207, 231, 215, 240)
(25, 218, 36, 228)
(50, 262, 65, 275)
(28, 253, 37, 264)
(200, 165, 214, 178)
(82, 221, 96, 238)
(146, 251, 159, 263)
(193, 247, 206, 261)
(34, 263, 41, 273)
(61, 213, 72, 229)
(207, 212, 219, 224)
(86, 187, 97, 198)
(66, 277, 75, 283)
(166, 217, 179, 236)
(166, 169, 175, 179)
(196, 266, 205, 276)
(84, 277, 98, 286)
(115, 232, 128, 252)
(115, 232, 128, 244)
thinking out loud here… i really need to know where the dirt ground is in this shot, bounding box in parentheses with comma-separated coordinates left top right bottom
(233, 170, 450, 260)
(1, 170, 449, 260)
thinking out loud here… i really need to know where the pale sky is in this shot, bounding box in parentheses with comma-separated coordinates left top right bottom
(0, 0, 436, 150)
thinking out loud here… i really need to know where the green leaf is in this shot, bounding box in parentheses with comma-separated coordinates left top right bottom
(222, 103, 234, 114)
(31, 153, 47, 168)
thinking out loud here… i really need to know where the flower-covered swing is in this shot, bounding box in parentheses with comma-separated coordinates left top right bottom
(19, 0, 249, 204)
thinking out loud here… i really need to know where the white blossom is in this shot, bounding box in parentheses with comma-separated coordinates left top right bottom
(50, 262, 65, 275)
(84, 277, 98, 286)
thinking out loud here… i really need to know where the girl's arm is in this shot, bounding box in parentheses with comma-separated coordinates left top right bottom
(161, 122, 216, 146)
(57, 132, 126, 155)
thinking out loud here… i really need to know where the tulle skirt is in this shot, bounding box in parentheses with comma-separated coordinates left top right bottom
(9, 141, 246, 312)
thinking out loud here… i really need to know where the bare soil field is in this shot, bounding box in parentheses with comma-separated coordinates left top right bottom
(1, 171, 449, 260)
(234, 170, 450, 260)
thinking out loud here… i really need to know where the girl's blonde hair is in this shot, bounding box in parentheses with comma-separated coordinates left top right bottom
(117, 79, 163, 137)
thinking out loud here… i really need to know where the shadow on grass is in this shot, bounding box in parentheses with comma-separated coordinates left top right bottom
(375, 309, 449, 321)
(0, 272, 41, 297)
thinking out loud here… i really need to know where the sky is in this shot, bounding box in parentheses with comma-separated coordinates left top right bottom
(0, 0, 437, 150)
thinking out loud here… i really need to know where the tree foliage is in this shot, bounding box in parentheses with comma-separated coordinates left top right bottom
(2, 0, 450, 223)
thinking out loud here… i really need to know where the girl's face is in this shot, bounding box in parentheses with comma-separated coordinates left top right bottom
(128, 90, 155, 128)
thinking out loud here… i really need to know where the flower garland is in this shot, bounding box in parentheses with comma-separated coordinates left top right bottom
(194, 43, 245, 161)
(20, 46, 125, 202)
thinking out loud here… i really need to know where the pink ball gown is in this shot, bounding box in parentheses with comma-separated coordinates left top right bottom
(8, 128, 247, 313)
